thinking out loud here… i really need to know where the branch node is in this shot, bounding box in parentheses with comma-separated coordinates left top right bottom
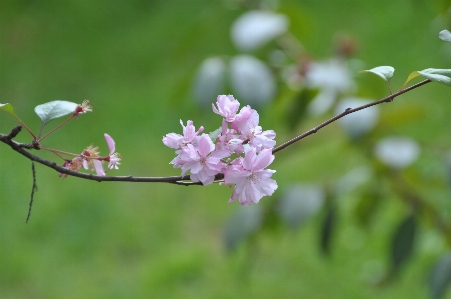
(6, 125, 22, 139)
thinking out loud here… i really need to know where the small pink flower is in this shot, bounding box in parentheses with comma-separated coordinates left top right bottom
(212, 95, 240, 122)
(215, 120, 243, 153)
(104, 133, 121, 171)
(178, 134, 229, 185)
(81, 145, 105, 175)
(234, 108, 276, 152)
(224, 147, 277, 205)
(163, 120, 204, 149)
(59, 157, 84, 178)
(230, 105, 253, 131)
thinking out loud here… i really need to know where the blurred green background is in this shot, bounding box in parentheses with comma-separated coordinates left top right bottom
(2, 0, 451, 298)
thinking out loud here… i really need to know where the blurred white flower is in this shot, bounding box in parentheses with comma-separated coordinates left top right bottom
(375, 137, 420, 169)
(335, 97, 379, 138)
(194, 57, 226, 105)
(230, 55, 276, 106)
(231, 10, 289, 51)
(277, 184, 325, 228)
(306, 59, 354, 116)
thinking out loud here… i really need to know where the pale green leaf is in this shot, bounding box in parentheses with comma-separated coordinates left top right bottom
(359, 66, 395, 82)
(34, 100, 78, 125)
(0, 103, 16, 116)
(428, 252, 451, 299)
(417, 68, 451, 86)
(439, 30, 451, 42)
(399, 71, 422, 90)
(208, 126, 222, 140)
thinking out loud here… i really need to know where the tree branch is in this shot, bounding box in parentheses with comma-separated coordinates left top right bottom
(0, 79, 431, 183)
(272, 79, 431, 153)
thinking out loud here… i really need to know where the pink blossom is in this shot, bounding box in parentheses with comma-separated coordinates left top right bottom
(212, 95, 241, 122)
(224, 148, 277, 205)
(59, 157, 84, 178)
(215, 120, 243, 153)
(178, 134, 229, 185)
(163, 120, 204, 149)
(104, 133, 121, 170)
(233, 108, 276, 151)
(230, 105, 253, 131)
(81, 145, 105, 176)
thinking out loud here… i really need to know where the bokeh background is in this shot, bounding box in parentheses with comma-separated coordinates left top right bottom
(2, 0, 451, 298)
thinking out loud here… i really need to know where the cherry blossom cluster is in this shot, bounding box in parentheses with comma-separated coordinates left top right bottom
(163, 95, 278, 205)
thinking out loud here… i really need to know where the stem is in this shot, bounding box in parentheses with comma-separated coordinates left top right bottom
(387, 81, 393, 95)
(39, 145, 79, 157)
(37, 114, 75, 142)
(12, 115, 36, 139)
(26, 162, 38, 223)
(272, 79, 431, 154)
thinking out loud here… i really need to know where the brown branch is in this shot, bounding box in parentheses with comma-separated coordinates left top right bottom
(0, 79, 431, 183)
(0, 129, 205, 185)
(272, 79, 431, 154)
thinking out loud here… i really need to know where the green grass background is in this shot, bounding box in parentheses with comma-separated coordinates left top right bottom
(2, 0, 451, 298)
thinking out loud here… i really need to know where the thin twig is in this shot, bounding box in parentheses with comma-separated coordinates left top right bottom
(26, 162, 38, 223)
(272, 79, 431, 154)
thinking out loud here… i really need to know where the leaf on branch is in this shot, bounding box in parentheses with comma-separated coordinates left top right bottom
(320, 204, 337, 255)
(428, 252, 451, 299)
(359, 66, 395, 83)
(0, 103, 16, 116)
(439, 30, 451, 42)
(390, 214, 417, 275)
(208, 126, 222, 140)
(400, 71, 423, 90)
(416, 68, 451, 86)
(34, 100, 78, 126)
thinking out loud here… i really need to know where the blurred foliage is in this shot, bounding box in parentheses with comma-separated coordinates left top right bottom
(2, 0, 451, 298)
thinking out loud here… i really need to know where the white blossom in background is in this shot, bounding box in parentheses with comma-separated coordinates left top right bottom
(334, 166, 373, 195)
(230, 55, 276, 106)
(194, 57, 226, 105)
(277, 184, 325, 228)
(335, 97, 379, 138)
(375, 137, 420, 169)
(231, 10, 289, 51)
(306, 59, 355, 116)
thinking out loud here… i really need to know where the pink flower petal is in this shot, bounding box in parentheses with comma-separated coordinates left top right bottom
(104, 133, 115, 155)
(93, 160, 105, 176)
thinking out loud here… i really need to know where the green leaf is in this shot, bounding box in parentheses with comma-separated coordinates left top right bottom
(0, 103, 16, 116)
(208, 126, 222, 140)
(34, 100, 78, 126)
(320, 204, 337, 255)
(359, 66, 395, 83)
(400, 71, 422, 89)
(439, 30, 451, 42)
(223, 205, 262, 251)
(354, 189, 382, 227)
(390, 214, 417, 275)
(417, 68, 451, 86)
(429, 252, 451, 299)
